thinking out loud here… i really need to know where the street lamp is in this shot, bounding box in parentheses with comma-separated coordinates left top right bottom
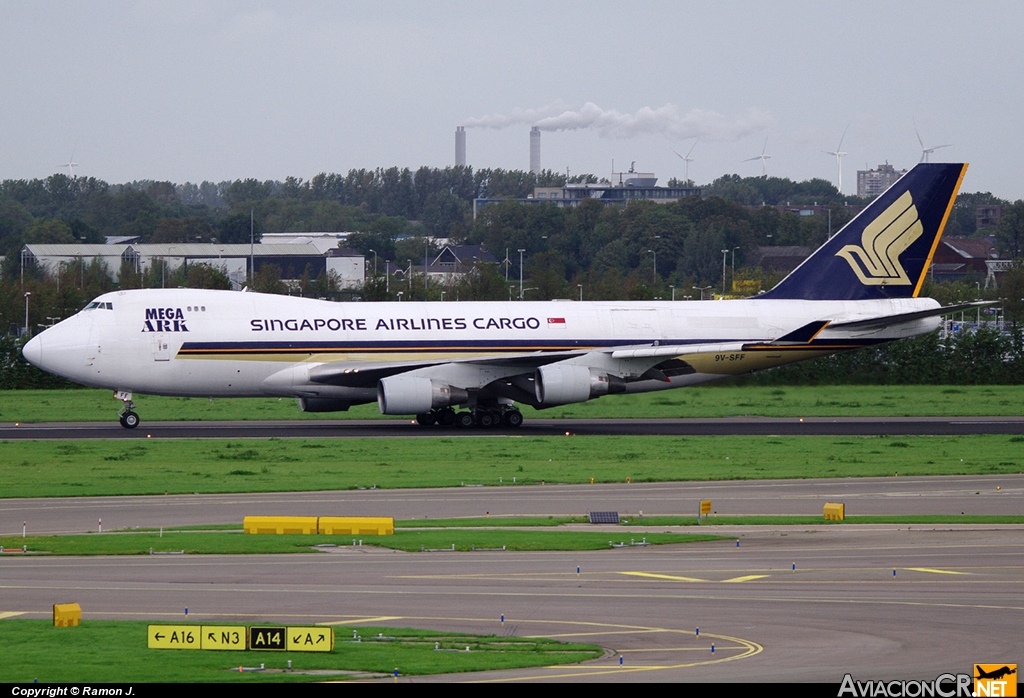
(518, 249, 526, 300)
(721, 249, 729, 297)
(396, 291, 403, 302)
(648, 249, 657, 285)
(670, 285, 675, 301)
(23, 292, 31, 336)
(577, 283, 583, 301)
(407, 259, 412, 292)
(368, 249, 377, 277)
(440, 291, 446, 302)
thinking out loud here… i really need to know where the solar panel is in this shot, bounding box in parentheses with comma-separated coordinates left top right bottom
(588, 511, 620, 524)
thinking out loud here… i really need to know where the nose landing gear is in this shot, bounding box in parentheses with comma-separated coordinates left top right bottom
(116, 392, 140, 429)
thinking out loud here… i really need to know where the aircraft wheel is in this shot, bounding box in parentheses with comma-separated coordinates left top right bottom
(455, 412, 475, 429)
(121, 411, 140, 429)
(439, 408, 457, 426)
(477, 412, 495, 428)
(504, 410, 524, 428)
(416, 412, 436, 426)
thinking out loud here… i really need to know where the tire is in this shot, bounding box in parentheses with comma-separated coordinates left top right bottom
(478, 412, 495, 428)
(416, 412, 436, 426)
(121, 412, 140, 429)
(439, 408, 457, 426)
(505, 410, 524, 428)
(456, 412, 475, 428)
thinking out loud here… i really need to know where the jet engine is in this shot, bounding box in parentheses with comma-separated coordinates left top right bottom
(534, 364, 626, 406)
(377, 375, 469, 415)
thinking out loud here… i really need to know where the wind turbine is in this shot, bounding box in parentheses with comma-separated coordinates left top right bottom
(670, 139, 698, 182)
(823, 124, 849, 193)
(914, 118, 951, 163)
(744, 134, 771, 177)
(57, 147, 79, 178)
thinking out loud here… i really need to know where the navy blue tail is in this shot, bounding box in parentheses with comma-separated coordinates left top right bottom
(759, 163, 967, 301)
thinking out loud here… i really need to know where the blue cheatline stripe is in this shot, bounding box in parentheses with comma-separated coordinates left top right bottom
(174, 336, 877, 357)
(176, 338, 745, 355)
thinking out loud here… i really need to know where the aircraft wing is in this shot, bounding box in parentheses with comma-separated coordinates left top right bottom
(304, 349, 591, 388)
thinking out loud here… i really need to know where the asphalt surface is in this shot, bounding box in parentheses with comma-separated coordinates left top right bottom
(2, 415, 1024, 439)
(2, 415, 1021, 682)
(2, 526, 1021, 682)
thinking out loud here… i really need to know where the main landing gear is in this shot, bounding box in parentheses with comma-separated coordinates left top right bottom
(117, 400, 140, 429)
(415, 406, 523, 429)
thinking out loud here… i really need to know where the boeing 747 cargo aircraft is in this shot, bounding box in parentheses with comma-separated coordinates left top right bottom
(24, 163, 977, 429)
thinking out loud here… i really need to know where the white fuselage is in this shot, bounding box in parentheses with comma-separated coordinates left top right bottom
(24, 288, 940, 408)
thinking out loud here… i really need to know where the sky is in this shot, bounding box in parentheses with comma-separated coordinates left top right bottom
(2, 1, 1023, 198)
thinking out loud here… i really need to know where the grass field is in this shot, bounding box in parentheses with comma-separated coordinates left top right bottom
(0, 529, 723, 555)
(1, 434, 1021, 498)
(3, 384, 1023, 423)
(0, 620, 602, 682)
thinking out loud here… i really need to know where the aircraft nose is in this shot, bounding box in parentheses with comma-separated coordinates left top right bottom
(22, 333, 43, 367)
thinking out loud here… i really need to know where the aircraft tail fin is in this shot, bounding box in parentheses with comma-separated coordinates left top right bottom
(759, 163, 968, 301)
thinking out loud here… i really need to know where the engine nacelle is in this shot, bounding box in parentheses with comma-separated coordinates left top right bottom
(377, 375, 469, 415)
(534, 364, 626, 406)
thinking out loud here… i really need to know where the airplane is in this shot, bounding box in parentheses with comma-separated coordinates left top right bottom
(23, 163, 980, 430)
(975, 666, 1016, 681)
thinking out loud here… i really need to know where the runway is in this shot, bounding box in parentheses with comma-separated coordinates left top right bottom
(3, 415, 1024, 439)
(2, 526, 1021, 682)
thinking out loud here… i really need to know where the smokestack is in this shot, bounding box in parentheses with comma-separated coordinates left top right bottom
(530, 127, 540, 174)
(455, 127, 466, 167)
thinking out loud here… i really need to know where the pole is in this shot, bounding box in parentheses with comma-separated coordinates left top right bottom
(424, 240, 428, 291)
(721, 249, 729, 297)
(518, 249, 525, 300)
(24, 292, 31, 336)
(249, 209, 254, 284)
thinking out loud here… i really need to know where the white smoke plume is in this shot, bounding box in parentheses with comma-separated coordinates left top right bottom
(464, 102, 773, 142)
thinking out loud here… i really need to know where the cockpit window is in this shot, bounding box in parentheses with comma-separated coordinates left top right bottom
(83, 301, 113, 311)
(84, 302, 100, 310)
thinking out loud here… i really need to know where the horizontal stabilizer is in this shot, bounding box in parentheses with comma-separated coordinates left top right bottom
(827, 301, 996, 332)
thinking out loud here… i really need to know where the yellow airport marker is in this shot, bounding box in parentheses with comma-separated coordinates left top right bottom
(903, 567, 969, 575)
(619, 571, 706, 583)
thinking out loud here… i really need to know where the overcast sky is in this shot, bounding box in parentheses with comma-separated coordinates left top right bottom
(2, 1, 1022, 198)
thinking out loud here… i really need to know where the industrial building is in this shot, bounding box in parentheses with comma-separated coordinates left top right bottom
(21, 242, 365, 290)
(473, 166, 699, 217)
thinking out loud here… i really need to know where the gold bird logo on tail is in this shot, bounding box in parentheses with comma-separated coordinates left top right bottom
(836, 191, 922, 285)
